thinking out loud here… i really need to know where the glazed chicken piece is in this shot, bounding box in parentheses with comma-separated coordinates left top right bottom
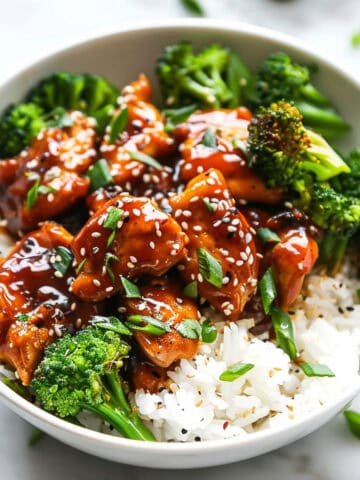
(99, 74, 174, 188)
(124, 279, 200, 368)
(266, 211, 319, 309)
(169, 168, 259, 319)
(132, 362, 171, 394)
(0, 222, 102, 384)
(174, 109, 283, 205)
(71, 193, 188, 302)
(0, 111, 97, 235)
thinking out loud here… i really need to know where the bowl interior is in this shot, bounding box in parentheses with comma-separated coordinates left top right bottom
(0, 20, 359, 469)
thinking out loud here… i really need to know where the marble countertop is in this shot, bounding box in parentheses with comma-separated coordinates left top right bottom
(0, 1, 359, 478)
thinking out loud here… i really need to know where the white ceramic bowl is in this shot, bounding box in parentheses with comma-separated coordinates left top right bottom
(0, 19, 359, 470)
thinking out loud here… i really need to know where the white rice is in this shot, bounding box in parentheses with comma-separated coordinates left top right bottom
(134, 263, 360, 442)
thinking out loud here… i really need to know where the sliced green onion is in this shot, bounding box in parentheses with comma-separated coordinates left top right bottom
(201, 129, 217, 149)
(183, 280, 198, 299)
(126, 315, 171, 336)
(16, 313, 29, 322)
(201, 319, 217, 343)
(271, 306, 297, 360)
(104, 207, 124, 230)
(344, 410, 360, 438)
(257, 228, 281, 244)
(52, 246, 73, 276)
(259, 267, 277, 314)
(90, 315, 132, 336)
(129, 151, 162, 170)
(104, 252, 120, 283)
(175, 319, 201, 340)
(109, 107, 129, 144)
(75, 258, 87, 275)
(203, 198, 214, 213)
(197, 248, 223, 288)
(28, 428, 45, 447)
(180, 0, 204, 15)
(26, 178, 41, 210)
(299, 362, 335, 377)
(121, 276, 141, 299)
(163, 105, 197, 132)
(219, 363, 254, 382)
(106, 230, 116, 248)
(86, 159, 113, 192)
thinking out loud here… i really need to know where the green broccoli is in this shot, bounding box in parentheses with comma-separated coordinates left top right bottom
(253, 52, 349, 140)
(331, 148, 360, 199)
(248, 102, 359, 273)
(0, 103, 47, 158)
(31, 327, 155, 441)
(156, 42, 252, 109)
(0, 73, 119, 158)
(248, 102, 350, 190)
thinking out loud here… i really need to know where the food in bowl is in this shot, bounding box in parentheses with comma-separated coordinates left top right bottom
(0, 41, 359, 443)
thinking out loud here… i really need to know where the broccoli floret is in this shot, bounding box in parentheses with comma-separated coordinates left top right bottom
(31, 327, 155, 441)
(248, 102, 359, 273)
(157, 42, 253, 109)
(0, 103, 47, 158)
(248, 102, 350, 190)
(253, 52, 349, 140)
(331, 148, 360, 199)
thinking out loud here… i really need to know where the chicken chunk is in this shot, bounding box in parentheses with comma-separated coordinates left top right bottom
(0, 111, 97, 235)
(99, 74, 174, 187)
(71, 193, 188, 302)
(169, 168, 259, 319)
(174, 109, 283, 205)
(124, 279, 200, 368)
(0, 222, 102, 384)
(132, 362, 170, 394)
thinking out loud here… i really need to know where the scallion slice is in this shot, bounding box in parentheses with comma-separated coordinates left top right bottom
(197, 248, 223, 288)
(104, 207, 124, 230)
(52, 246, 73, 276)
(90, 315, 132, 336)
(104, 252, 120, 283)
(257, 228, 281, 244)
(109, 107, 129, 144)
(201, 319, 217, 343)
(270, 307, 297, 360)
(129, 151, 162, 170)
(163, 105, 197, 132)
(219, 363, 254, 382)
(121, 276, 141, 299)
(126, 315, 171, 336)
(299, 362, 335, 377)
(344, 410, 360, 439)
(201, 129, 217, 149)
(259, 267, 277, 314)
(86, 159, 112, 192)
(175, 319, 201, 340)
(203, 198, 214, 213)
(183, 280, 198, 299)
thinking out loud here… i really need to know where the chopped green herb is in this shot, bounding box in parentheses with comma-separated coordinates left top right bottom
(271, 307, 297, 360)
(163, 105, 197, 132)
(175, 319, 201, 340)
(201, 319, 217, 343)
(259, 267, 277, 314)
(106, 230, 116, 248)
(219, 363, 254, 382)
(203, 198, 214, 213)
(197, 248, 223, 288)
(28, 428, 45, 447)
(86, 158, 113, 192)
(129, 151, 162, 170)
(344, 410, 360, 439)
(75, 258, 87, 275)
(180, 0, 204, 15)
(104, 252, 120, 283)
(2, 376, 30, 399)
(257, 228, 281, 244)
(126, 315, 171, 336)
(16, 313, 29, 322)
(201, 129, 217, 149)
(351, 31, 360, 48)
(52, 246, 73, 276)
(104, 207, 124, 230)
(26, 178, 56, 210)
(109, 107, 129, 144)
(183, 280, 198, 299)
(90, 315, 132, 336)
(121, 276, 141, 299)
(299, 362, 335, 377)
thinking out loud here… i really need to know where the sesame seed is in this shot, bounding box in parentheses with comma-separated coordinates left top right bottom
(174, 209, 182, 218)
(47, 193, 54, 202)
(227, 226, 237, 233)
(245, 233, 252, 244)
(91, 232, 101, 238)
(248, 254, 254, 265)
(245, 246, 251, 255)
(54, 271, 63, 278)
(149, 241, 155, 249)
(156, 230, 162, 238)
(129, 256, 138, 263)
(127, 262, 135, 269)
(213, 220, 222, 228)
(54, 325, 63, 337)
(224, 309, 232, 316)
(226, 257, 235, 263)
(181, 221, 189, 230)
(182, 210, 192, 218)
(75, 318, 82, 328)
(118, 306, 127, 313)
(240, 252, 248, 261)
(177, 265, 185, 271)
(70, 302, 77, 311)
(197, 273, 204, 283)
(233, 278, 239, 287)
(50, 255, 56, 264)
(133, 208, 141, 217)
(190, 196, 199, 203)
(93, 279, 101, 287)
(193, 225, 202, 232)
(207, 178, 216, 186)
(231, 219, 240, 226)
(106, 286, 114, 293)
(222, 277, 230, 285)
(80, 248, 86, 256)
(48, 329, 54, 337)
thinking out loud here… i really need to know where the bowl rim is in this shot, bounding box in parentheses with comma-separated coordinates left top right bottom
(0, 18, 359, 454)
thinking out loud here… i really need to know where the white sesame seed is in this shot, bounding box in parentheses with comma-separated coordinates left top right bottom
(118, 306, 127, 313)
(93, 279, 101, 287)
(227, 226, 237, 233)
(106, 286, 114, 292)
(80, 248, 86, 256)
(91, 232, 101, 238)
(226, 257, 235, 264)
(236, 260, 244, 266)
(207, 178, 216, 186)
(47, 193, 54, 202)
(189, 196, 199, 203)
(224, 309, 232, 316)
(193, 225, 202, 232)
(54, 271, 63, 278)
(177, 265, 185, 271)
(222, 277, 230, 285)
(54, 325, 63, 337)
(240, 252, 248, 261)
(156, 230, 162, 238)
(149, 241, 155, 249)
(70, 302, 77, 311)
(245, 233, 252, 244)
(75, 318, 82, 328)
(245, 246, 251, 255)
(127, 262, 135, 269)
(248, 254, 254, 265)
(129, 256, 138, 263)
(213, 220, 222, 228)
(183, 210, 192, 217)
(174, 209, 182, 218)
(231, 219, 240, 226)
(233, 278, 239, 287)
(133, 208, 141, 217)
(181, 221, 189, 230)
(197, 273, 204, 283)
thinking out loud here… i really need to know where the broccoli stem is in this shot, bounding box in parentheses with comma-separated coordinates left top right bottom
(318, 232, 349, 274)
(299, 84, 329, 108)
(105, 370, 155, 442)
(295, 100, 349, 139)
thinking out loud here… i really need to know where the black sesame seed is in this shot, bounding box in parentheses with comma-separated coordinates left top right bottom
(338, 306, 345, 314)
(181, 428, 188, 434)
(346, 306, 355, 312)
(194, 436, 201, 442)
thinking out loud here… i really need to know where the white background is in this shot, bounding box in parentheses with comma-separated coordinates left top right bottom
(0, 1, 359, 479)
